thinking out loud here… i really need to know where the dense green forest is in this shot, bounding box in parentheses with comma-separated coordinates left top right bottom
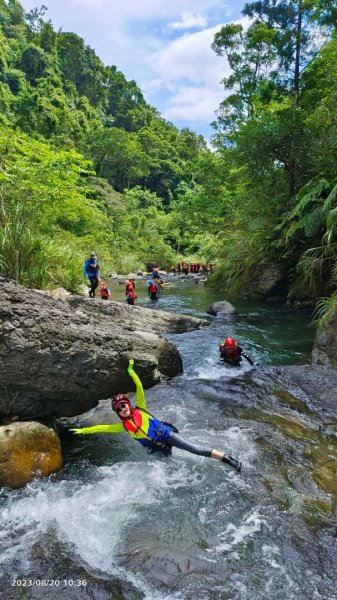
(1, 0, 337, 319)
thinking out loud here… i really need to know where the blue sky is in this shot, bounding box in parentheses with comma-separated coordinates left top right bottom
(20, 0, 247, 141)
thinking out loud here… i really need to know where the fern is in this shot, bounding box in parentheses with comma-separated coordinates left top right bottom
(289, 178, 329, 219)
(313, 292, 337, 327)
(304, 206, 326, 238)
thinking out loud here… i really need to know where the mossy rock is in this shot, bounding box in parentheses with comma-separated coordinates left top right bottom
(0, 421, 62, 489)
(301, 497, 332, 528)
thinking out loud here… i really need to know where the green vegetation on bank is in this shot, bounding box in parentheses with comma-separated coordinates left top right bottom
(1, 0, 337, 318)
(209, 0, 337, 314)
(0, 0, 210, 289)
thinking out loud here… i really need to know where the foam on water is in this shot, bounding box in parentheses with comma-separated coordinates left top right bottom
(211, 508, 271, 554)
(0, 461, 188, 578)
(193, 355, 254, 381)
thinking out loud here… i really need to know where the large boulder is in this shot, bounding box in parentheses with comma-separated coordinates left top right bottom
(241, 263, 287, 299)
(68, 294, 208, 334)
(0, 278, 207, 420)
(0, 421, 62, 489)
(312, 308, 337, 367)
(207, 300, 238, 316)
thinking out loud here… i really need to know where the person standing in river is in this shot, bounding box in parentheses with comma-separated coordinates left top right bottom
(100, 281, 111, 300)
(125, 277, 135, 296)
(148, 280, 159, 301)
(71, 360, 242, 472)
(83, 252, 99, 298)
(126, 288, 137, 305)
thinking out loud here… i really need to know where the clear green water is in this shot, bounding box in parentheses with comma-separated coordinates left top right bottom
(110, 278, 315, 366)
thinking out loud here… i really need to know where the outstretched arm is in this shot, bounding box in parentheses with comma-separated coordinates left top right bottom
(242, 352, 254, 366)
(71, 423, 124, 435)
(127, 359, 147, 409)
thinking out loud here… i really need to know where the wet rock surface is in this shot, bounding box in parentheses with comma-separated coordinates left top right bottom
(1, 362, 337, 599)
(271, 364, 337, 418)
(0, 278, 207, 421)
(312, 307, 337, 367)
(0, 537, 143, 600)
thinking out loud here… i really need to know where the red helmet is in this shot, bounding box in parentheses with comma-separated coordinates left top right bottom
(111, 394, 131, 412)
(225, 337, 237, 349)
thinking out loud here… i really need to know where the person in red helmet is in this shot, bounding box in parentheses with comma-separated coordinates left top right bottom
(219, 337, 254, 366)
(100, 281, 111, 300)
(126, 289, 137, 305)
(71, 360, 242, 472)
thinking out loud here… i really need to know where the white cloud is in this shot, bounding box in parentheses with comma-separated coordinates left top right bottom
(167, 12, 208, 31)
(145, 16, 250, 126)
(140, 25, 229, 127)
(164, 86, 224, 122)
(151, 25, 228, 85)
(143, 16, 249, 131)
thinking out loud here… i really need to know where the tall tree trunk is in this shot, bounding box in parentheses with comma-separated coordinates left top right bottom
(289, 0, 303, 198)
(294, 0, 303, 109)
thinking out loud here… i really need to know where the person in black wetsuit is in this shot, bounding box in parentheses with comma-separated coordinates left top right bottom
(83, 252, 99, 298)
(219, 337, 254, 366)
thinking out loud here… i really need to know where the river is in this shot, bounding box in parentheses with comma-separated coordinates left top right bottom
(1, 280, 336, 600)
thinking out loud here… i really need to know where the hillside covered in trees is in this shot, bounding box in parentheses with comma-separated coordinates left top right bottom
(1, 0, 337, 320)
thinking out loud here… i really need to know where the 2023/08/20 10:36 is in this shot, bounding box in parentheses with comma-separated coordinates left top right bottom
(11, 579, 87, 587)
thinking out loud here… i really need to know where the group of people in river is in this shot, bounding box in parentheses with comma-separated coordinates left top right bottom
(80, 253, 246, 472)
(171, 261, 216, 276)
(83, 253, 165, 305)
(83, 253, 112, 301)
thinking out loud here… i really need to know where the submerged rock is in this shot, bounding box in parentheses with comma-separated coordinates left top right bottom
(207, 300, 238, 316)
(0, 278, 207, 421)
(0, 421, 62, 489)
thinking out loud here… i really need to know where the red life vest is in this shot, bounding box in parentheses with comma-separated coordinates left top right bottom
(149, 284, 157, 293)
(101, 287, 109, 299)
(122, 409, 143, 433)
(223, 348, 240, 361)
(127, 291, 136, 300)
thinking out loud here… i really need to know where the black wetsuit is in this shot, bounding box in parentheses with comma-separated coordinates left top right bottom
(219, 346, 253, 366)
(166, 432, 211, 457)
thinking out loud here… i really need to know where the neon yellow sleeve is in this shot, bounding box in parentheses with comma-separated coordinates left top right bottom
(73, 423, 125, 434)
(128, 368, 147, 410)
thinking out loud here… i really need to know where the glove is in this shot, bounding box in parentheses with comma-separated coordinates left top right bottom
(70, 428, 86, 435)
(127, 359, 134, 372)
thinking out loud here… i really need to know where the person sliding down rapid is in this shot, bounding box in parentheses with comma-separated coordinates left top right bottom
(71, 360, 242, 472)
(219, 337, 254, 366)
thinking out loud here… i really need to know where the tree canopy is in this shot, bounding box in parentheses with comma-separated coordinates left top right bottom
(1, 0, 337, 317)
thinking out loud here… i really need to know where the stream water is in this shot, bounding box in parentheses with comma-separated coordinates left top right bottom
(1, 280, 336, 600)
